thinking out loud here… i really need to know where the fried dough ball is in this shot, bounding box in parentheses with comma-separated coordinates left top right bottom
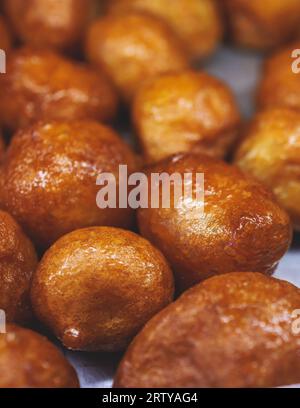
(0, 121, 138, 249)
(85, 11, 189, 102)
(0, 210, 37, 324)
(0, 15, 11, 52)
(133, 70, 241, 163)
(114, 272, 300, 388)
(138, 153, 292, 292)
(221, 0, 300, 50)
(257, 41, 300, 112)
(31, 227, 174, 352)
(0, 324, 79, 388)
(0, 47, 118, 133)
(106, 0, 223, 61)
(3, 0, 94, 51)
(234, 108, 300, 231)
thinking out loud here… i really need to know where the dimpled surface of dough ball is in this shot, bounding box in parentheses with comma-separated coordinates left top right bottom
(31, 227, 174, 352)
(138, 153, 292, 291)
(114, 273, 300, 388)
(0, 121, 138, 248)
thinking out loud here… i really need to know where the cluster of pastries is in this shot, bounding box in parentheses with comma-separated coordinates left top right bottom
(0, 0, 300, 389)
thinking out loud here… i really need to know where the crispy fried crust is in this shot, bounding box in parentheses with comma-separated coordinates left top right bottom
(31, 227, 174, 352)
(138, 153, 292, 291)
(0, 121, 138, 248)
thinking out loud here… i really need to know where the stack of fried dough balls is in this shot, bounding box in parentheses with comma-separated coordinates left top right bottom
(0, 0, 300, 390)
(133, 70, 241, 163)
(105, 0, 223, 61)
(221, 0, 300, 50)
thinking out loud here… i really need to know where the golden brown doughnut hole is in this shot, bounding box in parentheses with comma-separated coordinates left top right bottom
(0, 47, 118, 133)
(31, 227, 174, 352)
(0, 121, 138, 249)
(138, 153, 292, 292)
(133, 70, 241, 163)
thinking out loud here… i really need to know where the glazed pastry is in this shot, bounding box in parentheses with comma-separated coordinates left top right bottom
(257, 41, 300, 112)
(31, 227, 174, 352)
(133, 70, 240, 163)
(0, 121, 138, 248)
(0, 210, 37, 324)
(3, 0, 94, 51)
(235, 108, 300, 230)
(114, 272, 300, 388)
(85, 11, 189, 102)
(138, 153, 292, 291)
(221, 0, 300, 50)
(106, 0, 223, 61)
(0, 47, 118, 132)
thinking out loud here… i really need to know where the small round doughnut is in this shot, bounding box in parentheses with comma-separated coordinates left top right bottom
(0, 121, 138, 248)
(138, 153, 292, 291)
(31, 227, 174, 352)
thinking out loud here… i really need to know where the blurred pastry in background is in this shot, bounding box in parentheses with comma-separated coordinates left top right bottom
(85, 11, 189, 103)
(221, 0, 300, 50)
(235, 108, 300, 230)
(106, 0, 223, 61)
(257, 41, 300, 112)
(133, 70, 240, 163)
(3, 0, 95, 51)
